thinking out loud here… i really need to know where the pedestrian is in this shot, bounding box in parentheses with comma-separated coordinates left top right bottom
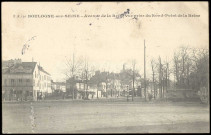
(42, 94, 45, 100)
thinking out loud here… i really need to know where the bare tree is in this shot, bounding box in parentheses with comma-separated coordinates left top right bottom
(158, 56, 163, 98)
(151, 59, 157, 99)
(173, 52, 180, 88)
(163, 58, 170, 99)
(180, 46, 189, 88)
(189, 48, 209, 103)
(81, 57, 95, 99)
(64, 53, 83, 100)
(83, 58, 89, 99)
(173, 46, 194, 89)
(132, 60, 136, 101)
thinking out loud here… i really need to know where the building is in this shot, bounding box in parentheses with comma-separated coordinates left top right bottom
(36, 65, 52, 97)
(2, 59, 22, 69)
(66, 77, 91, 99)
(51, 81, 66, 93)
(2, 59, 51, 101)
(112, 79, 122, 97)
(89, 85, 101, 98)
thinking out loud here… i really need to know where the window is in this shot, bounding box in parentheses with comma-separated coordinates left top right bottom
(26, 79, 30, 82)
(4, 79, 7, 86)
(29, 91, 33, 96)
(11, 79, 15, 86)
(35, 71, 36, 78)
(19, 79, 22, 83)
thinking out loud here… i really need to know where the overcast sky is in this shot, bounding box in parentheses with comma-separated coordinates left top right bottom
(2, 2, 209, 81)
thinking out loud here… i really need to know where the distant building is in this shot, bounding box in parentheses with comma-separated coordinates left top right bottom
(76, 81, 89, 91)
(2, 59, 51, 101)
(88, 84, 101, 98)
(98, 82, 106, 92)
(113, 79, 121, 92)
(97, 82, 106, 97)
(51, 81, 66, 93)
(66, 77, 91, 99)
(109, 79, 121, 97)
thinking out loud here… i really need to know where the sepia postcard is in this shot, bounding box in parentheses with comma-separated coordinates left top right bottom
(2, 2, 209, 133)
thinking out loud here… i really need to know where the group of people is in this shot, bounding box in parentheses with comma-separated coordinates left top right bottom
(37, 92, 45, 101)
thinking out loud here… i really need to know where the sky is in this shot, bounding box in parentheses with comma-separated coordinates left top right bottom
(2, 2, 209, 81)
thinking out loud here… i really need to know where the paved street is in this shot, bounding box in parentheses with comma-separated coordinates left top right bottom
(2, 98, 210, 133)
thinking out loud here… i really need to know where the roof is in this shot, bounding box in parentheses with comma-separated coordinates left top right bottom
(52, 82, 66, 85)
(22, 62, 37, 71)
(2, 61, 51, 76)
(3, 62, 37, 74)
(66, 78, 90, 84)
(38, 65, 51, 75)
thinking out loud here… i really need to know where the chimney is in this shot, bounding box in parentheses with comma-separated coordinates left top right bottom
(123, 64, 125, 71)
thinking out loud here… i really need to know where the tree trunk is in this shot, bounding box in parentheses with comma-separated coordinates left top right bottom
(159, 57, 162, 98)
(72, 81, 74, 100)
(153, 72, 155, 99)
(132, 69, 135, 101)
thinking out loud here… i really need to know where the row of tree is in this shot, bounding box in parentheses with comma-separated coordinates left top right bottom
(63, 46, 209, 101)
(150, 46, 209, 100)
(63, 53, 144, 100)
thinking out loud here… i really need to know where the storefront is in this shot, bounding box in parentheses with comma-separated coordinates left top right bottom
(2, 86, 33, 101)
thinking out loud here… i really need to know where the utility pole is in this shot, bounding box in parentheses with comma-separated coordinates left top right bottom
(132, 61, 135, 102)
(144, 40, 146, 101)
(72, 52, 75, 100)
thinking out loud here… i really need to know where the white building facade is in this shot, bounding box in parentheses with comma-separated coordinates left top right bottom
(2, 59, 51, 101)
